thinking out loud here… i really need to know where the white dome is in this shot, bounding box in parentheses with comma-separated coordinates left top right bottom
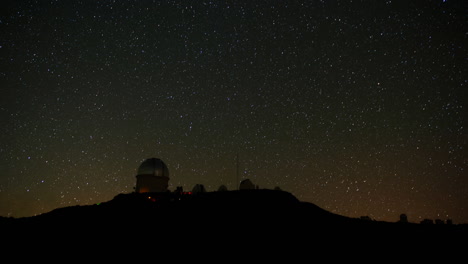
(137, 158, 169, 178)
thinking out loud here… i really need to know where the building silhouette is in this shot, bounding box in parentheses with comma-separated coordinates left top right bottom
(192, 184, 207, 193)
(399, 214, 408, 223)
(239, 179, 255, 190)
(218, 185, 228, 192)
(135, 158, 170, 193)
(420, 219, 434, 225)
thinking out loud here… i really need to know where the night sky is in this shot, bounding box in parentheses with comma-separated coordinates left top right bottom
(1, 0, 466, 223)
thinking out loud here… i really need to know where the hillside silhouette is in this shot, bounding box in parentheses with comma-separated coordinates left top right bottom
(1, 189, 466, 241)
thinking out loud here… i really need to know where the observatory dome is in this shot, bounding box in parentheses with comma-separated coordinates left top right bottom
(137, 158, 169, 178)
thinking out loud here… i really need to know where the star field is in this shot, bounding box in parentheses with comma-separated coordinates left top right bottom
(0, 0, 466, 223)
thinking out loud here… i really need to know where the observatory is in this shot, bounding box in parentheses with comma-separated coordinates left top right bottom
(135, 158, 169, 193)
(239, 179, 255, 190)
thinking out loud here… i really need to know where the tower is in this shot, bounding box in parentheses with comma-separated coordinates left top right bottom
(135, 158, 170, 193)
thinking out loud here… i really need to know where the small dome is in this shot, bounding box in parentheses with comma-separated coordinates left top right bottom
(239, 179, 255, 190)
(137, 158, 169, 178)
(192, 184, 206, 193)
(218, 185, 228, 192)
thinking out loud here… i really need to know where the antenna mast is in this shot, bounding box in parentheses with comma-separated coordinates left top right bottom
(236, 153, 239, 190)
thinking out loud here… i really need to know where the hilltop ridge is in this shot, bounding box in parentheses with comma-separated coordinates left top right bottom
(2, 189, 466, 240)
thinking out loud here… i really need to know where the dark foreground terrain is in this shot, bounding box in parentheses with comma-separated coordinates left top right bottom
(1, 190, 466, 244)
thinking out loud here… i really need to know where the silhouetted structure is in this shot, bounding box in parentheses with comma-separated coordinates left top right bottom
(446, 219, 453, 225)
(399, 214, 408, 223)
(135, 158, 170, 193)
(435, 219, 444, 225)
(192, 184, 206, 193)
(421, 219, 434, 225)
(239, 179, 255, 190)
(360, 216, 372, 221)
(218, 185, 228, 192)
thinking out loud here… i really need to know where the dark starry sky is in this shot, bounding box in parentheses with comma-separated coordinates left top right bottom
(1, 0, 466, 223)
